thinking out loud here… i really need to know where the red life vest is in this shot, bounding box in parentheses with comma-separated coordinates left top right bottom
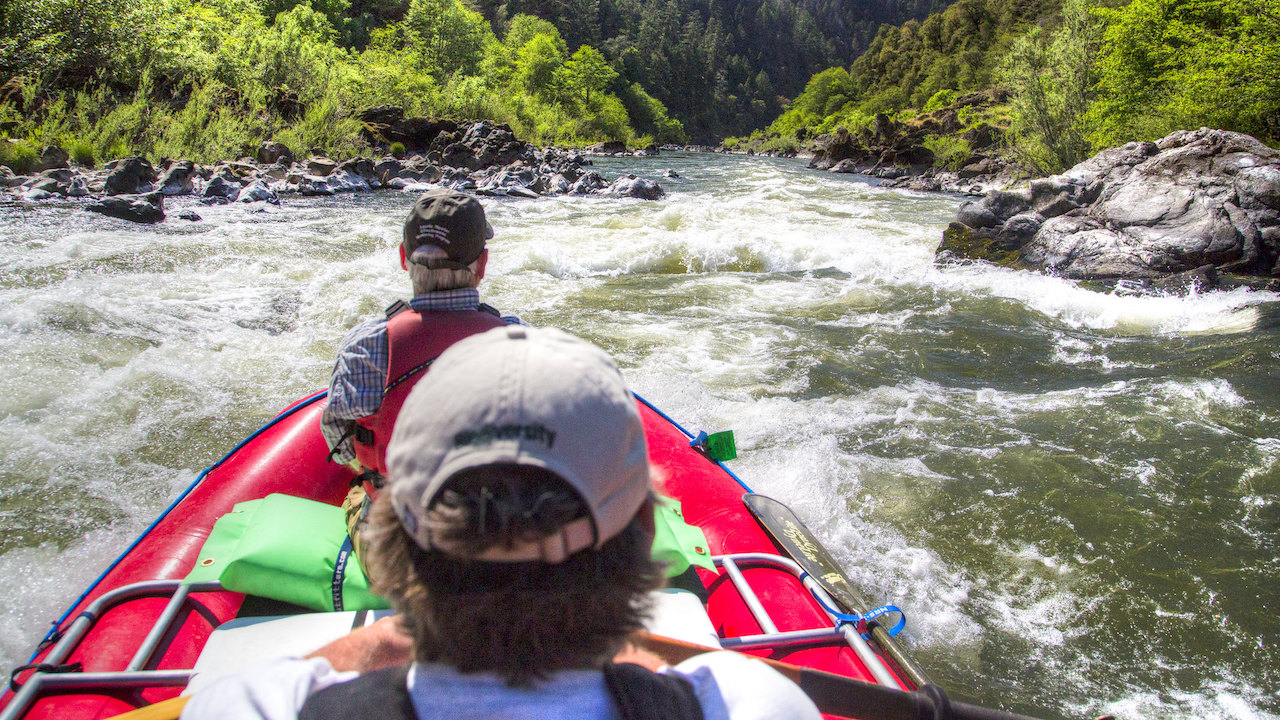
(353, 303, 506, 478)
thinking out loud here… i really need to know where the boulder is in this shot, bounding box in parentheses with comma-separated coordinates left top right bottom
(258, 142, 295, 165)
(337, 157, 379, 187)
(809, 127, 863, 171)
(38, 145, 69, 171)
(236, 179, 279, 204)
(936, 128, 1280, 285)
(588, 140, 626, 155)
(569, 171, 607, 195)
(305, 156, 337, 177)
(158, 161, 197, 196)
(203, 172, 242, 201)
(87, 192, 164, 223)
(104, 157, 157, 195)
(604, 174, 664, 200)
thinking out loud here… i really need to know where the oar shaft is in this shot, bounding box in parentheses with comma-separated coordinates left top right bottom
(634, 632, 1048, 720)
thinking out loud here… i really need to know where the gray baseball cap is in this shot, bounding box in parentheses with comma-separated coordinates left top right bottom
(403, 189, 493, 270)
(386, 325, 651, 563)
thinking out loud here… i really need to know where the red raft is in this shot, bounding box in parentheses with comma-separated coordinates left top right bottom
(1, 392, 921, 720)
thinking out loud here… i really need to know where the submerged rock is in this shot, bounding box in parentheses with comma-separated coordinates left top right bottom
(937, 128, 1280, 289)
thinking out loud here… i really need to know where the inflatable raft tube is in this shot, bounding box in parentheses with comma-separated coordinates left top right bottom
(1, 392, 915, 720)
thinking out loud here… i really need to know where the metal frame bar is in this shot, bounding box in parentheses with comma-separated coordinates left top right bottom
(711, 552, 900, 686)
(1, 580, 223, 720)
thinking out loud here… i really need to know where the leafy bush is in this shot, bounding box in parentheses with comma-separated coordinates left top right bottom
(1089, 0, 1280, 147)
(389, 141, 405, 158)
(923, 89, 959, 113)
(0, 138, 39, 173)
(923, 134, 972, 170)
(68, 138, 96, 167)
(1001, 0, 1099, 172)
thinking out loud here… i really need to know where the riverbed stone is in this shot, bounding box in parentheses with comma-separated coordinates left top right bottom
(104, 157, 157, 195)
(87, 192, 164, 223)
(305, 156, 337, 177)
(158, 161, 196, 196)
(605, 175, 665, 200)
(38, 145, 69, 171)
(237, 179, 280, 204)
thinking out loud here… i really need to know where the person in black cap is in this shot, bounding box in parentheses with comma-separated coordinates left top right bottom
(321, 190, 522, 566)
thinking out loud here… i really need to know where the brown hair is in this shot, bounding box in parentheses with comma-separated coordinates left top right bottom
(365, 464, 662, 685)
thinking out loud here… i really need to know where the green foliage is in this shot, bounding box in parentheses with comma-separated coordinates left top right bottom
(503, 14, 566, 53)
(403, 0, 493, 77)
(68, 138, 96, 167)
(923, 134, 972, 170)
(556, 45, 617, 105)
(923, 89, 959, 113)
(617, 82, 685, 143)
(1089, 0, 1280, 146)
(515, 34, 566, 96)
(2, 0, 684, 159)
(1001, 0, 1100, 172)
(0, 139, 39, 173)
(153, 80, 263, 162)
(389, 141, 406, 157)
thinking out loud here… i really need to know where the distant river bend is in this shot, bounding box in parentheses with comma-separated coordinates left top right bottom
(1, 153, 1277, 720)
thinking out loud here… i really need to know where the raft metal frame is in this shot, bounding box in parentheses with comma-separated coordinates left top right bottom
(711, 552, 901, 686)
(4, 554, 905, 718)
(1, 580, 223, 720)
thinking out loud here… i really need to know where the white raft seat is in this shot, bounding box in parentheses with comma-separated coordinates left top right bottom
(184, 588, 721, 694)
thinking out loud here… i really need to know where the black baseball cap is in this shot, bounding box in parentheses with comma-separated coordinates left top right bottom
(403, 190, 493, 270)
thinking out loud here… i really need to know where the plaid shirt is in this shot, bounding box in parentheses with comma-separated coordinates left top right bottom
(321, 288, 522, 464)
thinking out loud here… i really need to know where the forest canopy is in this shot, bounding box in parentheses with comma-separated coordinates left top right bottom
(758, 0, 1279, 172)
(0, 0, 687, 164)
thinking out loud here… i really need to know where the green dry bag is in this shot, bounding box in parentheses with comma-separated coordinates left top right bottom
(183, 493, 390, 612)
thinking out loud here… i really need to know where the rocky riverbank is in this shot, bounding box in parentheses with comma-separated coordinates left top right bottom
(0, 118, 666, 223)
(732, 90, 1020, 195)
(935, 128, 1280, 292)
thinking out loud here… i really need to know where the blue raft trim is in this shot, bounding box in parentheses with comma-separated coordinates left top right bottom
(631, 392, 754, 494)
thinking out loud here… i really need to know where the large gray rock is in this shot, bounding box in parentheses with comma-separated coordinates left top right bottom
(104, 157, 157, 195)
(158, 161, 196, 196)
(937, 128, 1280, 287)
(604, 174, 665, 200)
(86, 193, 164, 223)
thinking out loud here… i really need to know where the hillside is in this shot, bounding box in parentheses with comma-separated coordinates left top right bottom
(737, 0, 1280, 179)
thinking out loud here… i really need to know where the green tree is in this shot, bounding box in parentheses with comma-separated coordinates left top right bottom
(515, 32, 565, 95)
(1001, 0, 1100, 172)
(404, 0, 493, 76)
(1090, 0, 1280, 145)
(555, 44, 616, 105)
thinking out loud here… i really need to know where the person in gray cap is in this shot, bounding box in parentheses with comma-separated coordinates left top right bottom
(321, 190, 521, 566)
(181, 326, 821, 720)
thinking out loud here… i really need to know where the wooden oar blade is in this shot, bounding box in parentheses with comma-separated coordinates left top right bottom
(743, 493, 873, 614)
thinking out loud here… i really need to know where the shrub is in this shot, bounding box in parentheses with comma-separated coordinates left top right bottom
(923, 89, 959, 113)
(923, 134, 972, 170)
(68, 138, 96, 167)
(0, 139, 39, 173)
(389, 141, 406, 158)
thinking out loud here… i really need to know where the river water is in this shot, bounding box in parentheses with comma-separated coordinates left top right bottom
(1, 153, 1277, 719)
